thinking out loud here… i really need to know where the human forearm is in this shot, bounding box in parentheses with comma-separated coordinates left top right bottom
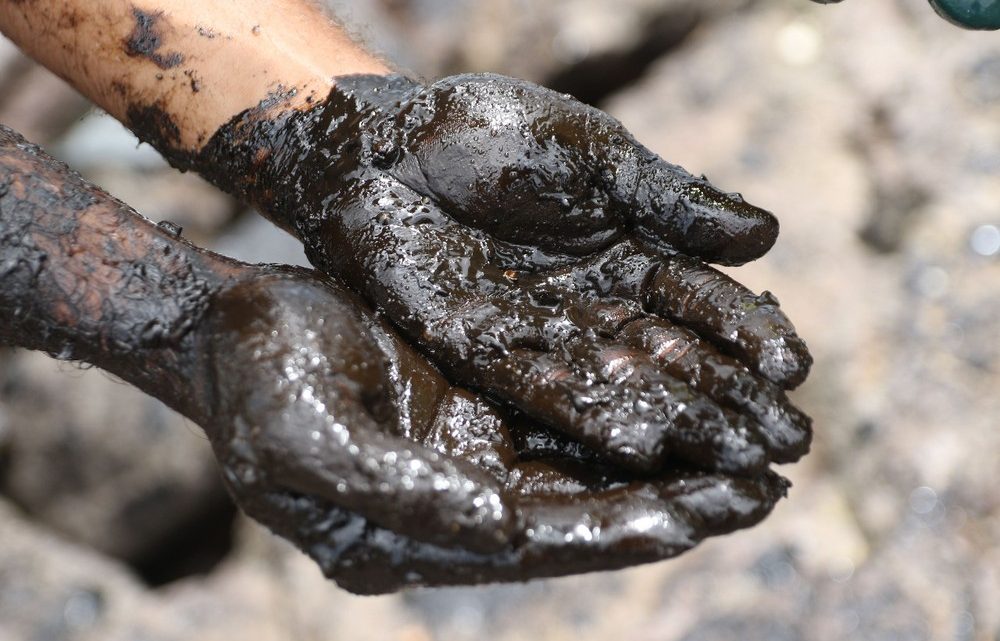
(0, 0, 389, 154)
(0, 125, 240, 423)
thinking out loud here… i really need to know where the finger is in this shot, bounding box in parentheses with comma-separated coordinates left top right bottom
(616, 316, 812, 463)
(661, 470, 791, 537)
(504, 458, 628, 497)
(483, 337, 769, 475)
(206, 274, 517, 554)
(302, 469, 789, 593)
(300, 471, 786, 593)
(412, 389, 519, 485)
(514, 470, 789, 571)
(507, 418, 603, 463)
(519, 240, 811, 393)
(615, 153, 779, 265)
(645, 254, 812, 389)
(262, 413, 516, 554)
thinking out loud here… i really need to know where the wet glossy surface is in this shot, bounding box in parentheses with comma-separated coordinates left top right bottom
(184, 73, 813, 478)
(0, 124, 792, 593)
(200, 270, 791, 594)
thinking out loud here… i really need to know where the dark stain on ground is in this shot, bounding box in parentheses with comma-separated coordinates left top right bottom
(545, 7, 701, 106)
(124, 6, 184, 70)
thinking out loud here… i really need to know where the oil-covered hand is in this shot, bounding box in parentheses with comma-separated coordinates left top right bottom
(0, 124, 789, 595)
(196, 73, 813, 477)
(203, 269, 790, 594)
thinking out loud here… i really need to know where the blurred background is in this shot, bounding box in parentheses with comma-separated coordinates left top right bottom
(1, 0, 999, 639)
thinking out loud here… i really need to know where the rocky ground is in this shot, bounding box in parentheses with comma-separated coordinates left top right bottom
(1, 1, 999, 639)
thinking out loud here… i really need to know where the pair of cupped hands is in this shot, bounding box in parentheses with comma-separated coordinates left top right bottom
(181, 73, 813, 593)
(7, 72, 812, 593)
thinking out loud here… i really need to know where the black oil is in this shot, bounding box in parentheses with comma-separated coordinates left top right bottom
(124, 6, 185, 70)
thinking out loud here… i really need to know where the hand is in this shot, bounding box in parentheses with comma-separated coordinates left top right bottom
(200, 268, 790, 595)
(0, 124, 789, 594)
(196, 73, 813, 476)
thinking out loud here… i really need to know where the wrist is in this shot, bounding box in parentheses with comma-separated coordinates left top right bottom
(190, 73, 420, 234)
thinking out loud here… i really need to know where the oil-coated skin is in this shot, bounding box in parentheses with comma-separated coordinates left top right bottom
(0, 125, 790, 593)
(165, 73, 814, 476)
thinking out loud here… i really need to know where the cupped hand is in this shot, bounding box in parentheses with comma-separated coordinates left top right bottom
(200, 73, 813, 476)
(199, 268, 789, 594)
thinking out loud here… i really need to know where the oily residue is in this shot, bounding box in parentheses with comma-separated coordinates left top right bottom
(199, 269, 792, 594)
(124, 7, 184, 70)
(196, 25, 219, 39)
(124, 102, 188, 165)
(184, 69, 201, 93)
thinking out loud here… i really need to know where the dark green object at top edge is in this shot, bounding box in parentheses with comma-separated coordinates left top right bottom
(928, 0, 1000, 30)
